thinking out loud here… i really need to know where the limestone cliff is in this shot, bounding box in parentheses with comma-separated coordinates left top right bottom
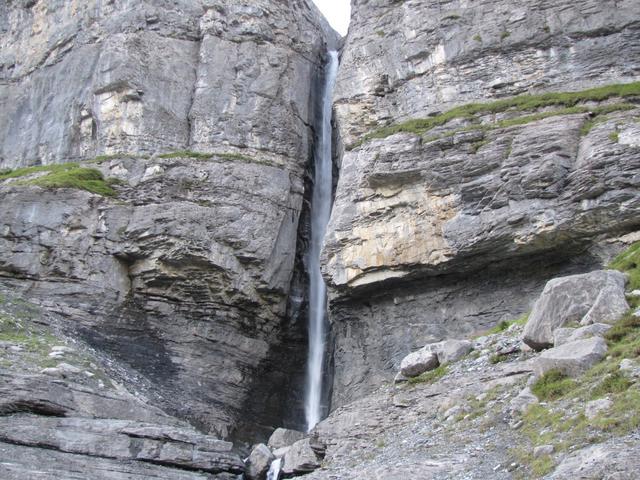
(326, 0, 640, 409)
(0, 0, 339, 442)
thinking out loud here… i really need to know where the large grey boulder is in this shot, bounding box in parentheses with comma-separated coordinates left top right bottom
(281, 438, 324, 476)
(267, 428, 306, 450)
(534, 337, 608, 377)
(523, 271, 628, 350)
(246, 444, 274, 480)
(548, 440, 640, 479)
(553, 323, 613, 347)
(426, 340, 473, 365)
(400, 349, 439, 378)
(400, 339, 471, 378)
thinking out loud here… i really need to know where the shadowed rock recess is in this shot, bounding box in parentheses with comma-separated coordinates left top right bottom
(2, 0, 640, 479)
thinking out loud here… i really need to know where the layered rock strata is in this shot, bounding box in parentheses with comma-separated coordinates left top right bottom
(326, 0, 640, 408)
(0, 292, 244, 479)
(0, 0, 339, 439)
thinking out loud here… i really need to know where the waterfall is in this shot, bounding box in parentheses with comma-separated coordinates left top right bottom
(305, 50, 339, 432)
(266, 457, 282, 480)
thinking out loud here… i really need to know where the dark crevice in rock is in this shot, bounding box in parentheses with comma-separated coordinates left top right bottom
(0, 401, 68, 418)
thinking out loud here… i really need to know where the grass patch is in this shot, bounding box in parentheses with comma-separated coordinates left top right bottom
(531, 455, 555, 477)
(591, 372, 633, 398)
(354, 81, 640, 147)
(470, 139, 489, 153)
(216, 152, 255, 163)
(158, 150, 214, 160)
(511, 448, 556, 479)
(407, 364, 448, 385)
(489, 353, 509, 364)
(609, 242, 640, 290)
(531, 369, 578, 401)
(500, 30, 511, 40)
(609, 131, 620, 142)
(25, 167, 117, 196)
(589, 389, 640, 435)
(473, 34, 482, 42)
(0, 163, 117, 197)
(158, 150, 255, 163)
(483, 312, 530, 336)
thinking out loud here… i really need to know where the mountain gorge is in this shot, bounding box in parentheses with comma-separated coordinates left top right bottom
(1, 0, 640, 479)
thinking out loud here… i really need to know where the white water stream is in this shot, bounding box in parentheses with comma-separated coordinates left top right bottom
(266, 457, 282, 480)
(304, 50, 339, 432)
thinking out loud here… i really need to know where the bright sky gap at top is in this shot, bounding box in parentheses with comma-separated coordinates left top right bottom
(312, 0, 351, 36)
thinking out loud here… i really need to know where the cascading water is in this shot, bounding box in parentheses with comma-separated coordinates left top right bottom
(266, 457, 282, 480)
(305, 50, 340, 432)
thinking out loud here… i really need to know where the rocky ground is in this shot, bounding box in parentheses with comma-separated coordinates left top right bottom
(0, 286, 244, 479)
(298, 261, 640, 479)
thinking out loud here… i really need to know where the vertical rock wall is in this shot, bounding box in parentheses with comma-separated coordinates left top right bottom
(326, 0, 640, 409)
(0, 0, 339, 440)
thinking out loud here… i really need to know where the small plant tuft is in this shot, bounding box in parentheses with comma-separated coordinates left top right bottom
(500, 30, 511, 40)
(407, 364, 448, 385)
(489, 353, 508, 364)
(591, 372, 632, 399)
(609, 131, 620, 142)
(609, 242, 640, 290)
(158, 150, 213, 160)
(531, 369, 577, 401)
(473, 34, 482, 42)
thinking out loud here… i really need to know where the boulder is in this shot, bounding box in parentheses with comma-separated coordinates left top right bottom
(523, 270, 628, 350)
(585, 398, 613, 420)
(553, 323, 613, 347)
(399, 350, 439, 378)
(426, 340, 474, 365)
(548, 441, 640, 479)
(619, 359, 640, 379)
(533, 445, 555, 458)
(281, 438, 323, 476)
(534, 337, 608, 377)
(246, 444, 274, 480)
(267, 428, 306, 450)
(509, 387, 539, 415)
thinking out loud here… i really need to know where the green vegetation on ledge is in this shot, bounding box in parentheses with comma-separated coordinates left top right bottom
(407, 364, 448, 385)
(355, 81, 640, 147)
(158, 150, 214, 160)
(0, 163, 117, 197)
(609, 241, 640, 290)
(531, 369, 577, 401)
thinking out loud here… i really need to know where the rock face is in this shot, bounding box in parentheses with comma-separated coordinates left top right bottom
(326, 0, 640, 408)
(0, 294, 244, 479)
(523, 270, 628, 349)
(0, 0, 337, 168)
(0, 0, 339, 440)
(534, 337, 608, 377)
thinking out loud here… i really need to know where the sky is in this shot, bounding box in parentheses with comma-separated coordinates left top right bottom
(312, 0, 351, 36)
